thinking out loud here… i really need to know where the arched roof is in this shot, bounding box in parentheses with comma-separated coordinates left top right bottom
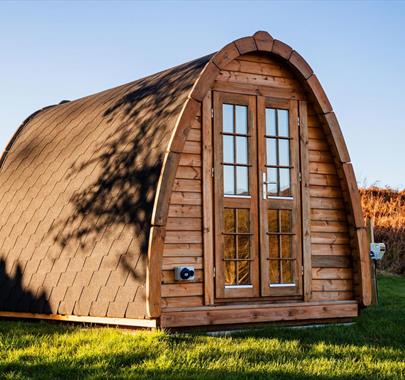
(0, 31, 370, 320)
(149, 31, 371, 314)
(0, 54, 212, 317)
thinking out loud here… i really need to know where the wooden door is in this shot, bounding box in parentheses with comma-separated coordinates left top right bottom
(213, 92, 260, 299)
(213, 92, 303, 300)
(257, 97, 303, 297)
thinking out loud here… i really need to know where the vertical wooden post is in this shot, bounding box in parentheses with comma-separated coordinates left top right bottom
(202, 91, 215, 305)
(366, 217, 378, 304)
(299, 101, 312, 301)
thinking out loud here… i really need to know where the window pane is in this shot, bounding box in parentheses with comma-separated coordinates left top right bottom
(223, 135, 234, 163)
(237, 209, 250, 233)
(224, 235, 236, 259)
(266, 138, 277, 166)
(281, 259, 294, 284)
(224, 208, 235, 233)
(280, 210, 292, 233)
(224, 165, 235, 195)
(278, 139, 290, 166)
(269, 235, 279, 259)
(266, 108, 276, 136)
(236, 166, 249, 195)
(270, 260, 280, 284)
(238, 235, 250, 259)
(281, 235, 292, 258)
(225, 261, 236, 285)
(279, 168, 291, 196)
(236, 136, 248, 164)
(238, 261, 250, 285)
(223, 104, 233, 133)
(267, 167, 278, 196)
(235, 105, 247, 134)
(278, 109, 289, 137)
(268, 209, 278, 233)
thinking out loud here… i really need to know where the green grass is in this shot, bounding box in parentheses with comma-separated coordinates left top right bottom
(0, 276, 404, 379)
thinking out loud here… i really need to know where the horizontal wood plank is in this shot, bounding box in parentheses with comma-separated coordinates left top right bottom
(170, 192, 201, 206)
(308, 139, 329, 151)
(309, 150, 334, 163)
(161, 296, 204, 309)
(311, 292, 354, 301)
(311, 220, 348, 233)
(213, 81, 305, 100)
(312, 279, 353, 292)
(311, 208, 347, 221)
(312, 255, 351, 268)
(311, 244, 351, 256)
(162, 256, 203, 270)
(309, 162, 337, 175)
(160, 302, 358, 327)
(168, 205, 202, 218)
(310, 186, 343, 198)
(163, 243, 203, 256)
(179, 153, 201, 167)
(175, 166, 201, 180)
(309, 174, 340, 187)
(166, 217, 202, 231)
(161, 283, 203, 297)
(187, 129, 201, 142)
(217, 70, 298, 89)
(311, 232, 350, 245)
(312, 268, 353, 280)
(165, 231, 202, 244)
(183, 140, 201, 155)
(310, 198, 344, 210)
(172, 179, 201, 192)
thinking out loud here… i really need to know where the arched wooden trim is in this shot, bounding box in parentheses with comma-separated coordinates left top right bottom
(146, 31, 371, 317)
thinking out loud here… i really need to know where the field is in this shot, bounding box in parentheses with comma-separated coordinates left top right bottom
(0, 275, 404, 379)
(360, 187, 405, 274)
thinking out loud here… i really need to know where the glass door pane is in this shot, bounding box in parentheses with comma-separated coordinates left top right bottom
(258, 98, 303, 297)
(213, 92, 259, 299)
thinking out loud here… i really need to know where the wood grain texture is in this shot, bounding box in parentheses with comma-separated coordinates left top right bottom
(146, 226, 166, 318)
(202, 91, 215, 305)
(289, 51, 313, 80)
(161, 301, 358, 327)
(253, 31, 274, 51)
(299, 101, 312, 301)
(0, 31, 368, 328)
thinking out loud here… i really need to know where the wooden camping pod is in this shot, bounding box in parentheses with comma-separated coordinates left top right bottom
(0, 31, 371, 328)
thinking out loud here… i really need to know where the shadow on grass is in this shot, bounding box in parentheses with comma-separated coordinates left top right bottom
(0, 276, 404, 379)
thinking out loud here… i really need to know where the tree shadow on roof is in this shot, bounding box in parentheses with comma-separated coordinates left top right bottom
(51, 55, 210, 255)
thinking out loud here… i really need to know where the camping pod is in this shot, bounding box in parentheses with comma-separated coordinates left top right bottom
(0, 32, 371, 328)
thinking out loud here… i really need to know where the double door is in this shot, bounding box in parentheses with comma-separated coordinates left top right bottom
(213, 92, 303, 300)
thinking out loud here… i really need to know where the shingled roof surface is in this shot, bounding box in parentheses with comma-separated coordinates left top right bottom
(0, 54, 212, 318)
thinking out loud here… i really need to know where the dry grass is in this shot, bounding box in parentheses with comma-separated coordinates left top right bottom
(360, 186, 405, 274)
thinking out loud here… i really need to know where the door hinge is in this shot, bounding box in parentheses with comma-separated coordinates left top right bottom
(211, 167, 215, 177)
(302, 265, 304, 276)
(211, 108, 214, 118)
(213, 267, 216, 278)
(298, 172, 302, 182)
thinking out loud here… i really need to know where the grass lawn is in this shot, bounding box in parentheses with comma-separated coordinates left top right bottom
(0, 275, 404, 379)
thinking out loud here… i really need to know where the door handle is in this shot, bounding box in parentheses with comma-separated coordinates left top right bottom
(262, 171, 267, 200)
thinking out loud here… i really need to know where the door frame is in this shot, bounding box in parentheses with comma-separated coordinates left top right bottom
(212, 91, 260, 299)
(202, 90, 311, 304)
(257, 96, 303, 297)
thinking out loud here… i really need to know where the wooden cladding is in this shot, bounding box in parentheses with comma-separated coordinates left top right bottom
(161, 50, 357, 315)
(162, 106, 204, 308)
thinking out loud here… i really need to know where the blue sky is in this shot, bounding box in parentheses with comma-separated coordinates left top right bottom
(1, 1, 404, 188)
